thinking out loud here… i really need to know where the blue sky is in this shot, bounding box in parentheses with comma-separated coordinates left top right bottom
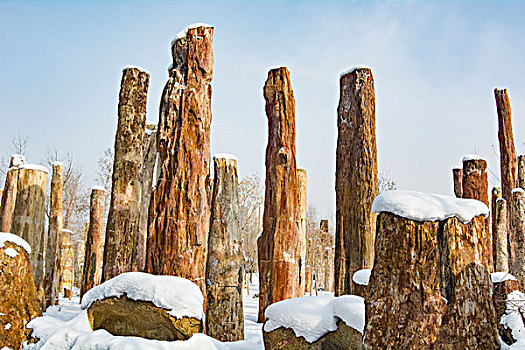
(1, 1, 524, 218)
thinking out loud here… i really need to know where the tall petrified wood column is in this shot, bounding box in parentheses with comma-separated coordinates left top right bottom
(146, 25, 214, 294)
(133, 122, 157, 272)
(10, 164, 48, 303)
(44, 162, 63, 308)
(335, 66, 378, 296)
(492, 187, 502, 269)
(511, 189, 525, 288)
(257, 67, 298, 322)
(365, 191, 499, 349)
(205, 155, 244, 341)
(103, 67, 149, 281)
(495, 88, 518, 268)
(461, 155, 491, 268)
(518, 154, 525, 189)
(0, 155, 25, 232)
(296, 167, 307, 297)
(81, 187, 106, 298)
(58, 229, 74, 296)
(452, 167, 463, 198)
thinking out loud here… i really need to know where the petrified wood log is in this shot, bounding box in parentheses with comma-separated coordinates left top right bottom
(103, 67, 149, 281)
(0, 155, 25, 232)
(44, 162, 63, 308)
(145, 25, 214, 296)
(305, 268, 312, 294)
(133, 123, 157, 272)
(10, 165, 48, 305)
(492, 187, 502, 269)
(452, 167, 463, 198)
(495, 88, 518, 268)
(335, 66, 378, 296)
(495, 198, 509, 272)
(511, 189, 525, 289)
(205, 155, 244, 341)
(296, 167, 307, 297)
(0, 234, 41, 349)
(81, 187, 106, 298)
(58, 229, 74, 296)
(518, 154, 525, 189)
(258, 67, 299, 322)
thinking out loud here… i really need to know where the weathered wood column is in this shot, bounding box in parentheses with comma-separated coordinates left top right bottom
(518, 154, 525, 189)
(133, 122, 157, 272)
(10, 164, 48, 303)
(511, 188, 525, 288)
(335, 66, 378, 296)
(495, 88, 518, 268)
(257, 67, 298, 322)
(461, 155, 492, 269)
(103, 67, 149, 281)
(44, 162, 63, 308)
(81, 187, 106, 298)
(492, 187, 503, 270)
(0, 155, 25, 232)
(296, 167, 307, 297)
(58, 229, 74, 297)
(205, 155, 244, 341)
(452, 167, 463, 198)
(494, 198, 509, 272)
(145, 25, 214, 295)
(305, 267, 312, 294)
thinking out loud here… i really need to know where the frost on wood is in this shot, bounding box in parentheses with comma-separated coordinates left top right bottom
(364, 211, 499, 349)
(372, 190, 489, 224)
(335, 66, 378, 296)
(495, 88, 518, 269)
(103, 67, 149, 281)
(10, 166, 47, 306)
(258, 67, 299, 323)
(146, 25, 213, 296)
(205, 157, 244, 341)
(296, 167, 307, 297)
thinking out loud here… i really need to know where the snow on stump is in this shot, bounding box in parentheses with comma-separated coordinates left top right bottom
(81, 272, 204, 341)
(263, 295, 364, 350)
(0, 232, 41, 349)
(365, 190, 499, 350)
(499, 290, 525, 347)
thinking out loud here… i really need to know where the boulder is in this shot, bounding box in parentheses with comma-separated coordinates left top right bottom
(0, 233, 41, 349)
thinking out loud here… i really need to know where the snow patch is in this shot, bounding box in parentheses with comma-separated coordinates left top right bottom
(10, 154, 26, 167)
(297, 166, 306, 172)
(17, 163, 49, 174)
(171, 23, 213, 46)
(462, 154, 486, 162)
(372, 190, 489, 224)
(500, 290, 525, 348)
(264, 295, 365, 343)
(0, 232, 31, 254)
(214, 153, 238, 161)
(512, 188, 524, 194)
(62, 229, 74, 234)
(52, 161, 63, 167)
(122, 65, 150, 75)
(81, 272, 204, 320)
(491, 272, 517, 284)
(340, 65, 370, 77)
(3, 247, 18, 258)
(4, 323, 11, 330)
(352, 269, 371, 286)
(92, 185, 106, 192)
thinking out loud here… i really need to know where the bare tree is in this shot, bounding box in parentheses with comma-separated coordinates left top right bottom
(378, 168, 397, 194)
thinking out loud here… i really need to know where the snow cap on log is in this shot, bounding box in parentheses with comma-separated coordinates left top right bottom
(9, 154, 26, 168)
(17, 163, 48, 174)
(372, 190, 489, 224)
(213, 153, 238, 161)
(0, 232, 31, 254)
(171, 23, 213, 46)
(340, 65, 371, 77)
(81, 272, 204, 320)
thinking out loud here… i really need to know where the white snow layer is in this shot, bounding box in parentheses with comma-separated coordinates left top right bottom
(214, 153, 238, 161)
(512, 188, 525, 194)
(172, 23, 213, 45)
(52, 161, 63, 167)
(500, 290, 525, 349)
(0, 232, 31, 254)
(81, 272, 204, 320)
(3, 247, 18, 258)
(491, 272, 517, 284)
(462, 154, 486, 162)
(372, 190, 489, 224)
(62, 229, 74, 234)
(92, 185, 106, 192)
(10, 154, 26, 166)
(17, 163, 49, 174)
(352, 269, 371, 286)
(264, 295, 365, 343)
(122, 65, 150, 75)
(340, 65, 370, 77)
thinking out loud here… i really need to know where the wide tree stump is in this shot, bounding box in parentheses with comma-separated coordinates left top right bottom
(335, 66, 378, 296)
(205, 155, 244, 341)
(0, 233, 41, 349)
(146, 25, 214, 296)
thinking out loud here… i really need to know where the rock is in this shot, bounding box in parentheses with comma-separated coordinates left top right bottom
(0, 233, 41, 349)
(146, 25, 214, 295)
(205, 155, 244, 341)
(263, 319, 362, 350)
(103, 67, 149, 281)
(87, 294, 203, 341)
(335, 67, 378, 296)
(258, 67, 299, 322)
